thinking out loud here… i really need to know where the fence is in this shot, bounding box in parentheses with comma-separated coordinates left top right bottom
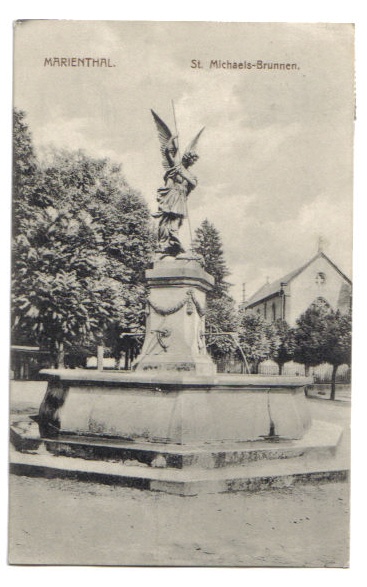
(215, 357, 351, 383)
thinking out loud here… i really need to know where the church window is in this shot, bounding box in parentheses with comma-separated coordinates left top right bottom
(315, 272, 326, 286)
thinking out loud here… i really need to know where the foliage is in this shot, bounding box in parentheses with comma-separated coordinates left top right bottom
(193, 218, 231, 297)
(12, 109, 154, 367)
(204, 296, 238, 359)
(322, 310, 352, 400)
(12, 210, 116, 362)
(322, 310, 352, 367)
(12, 109, 44, 236)
(293, 298, 352, 399)
(267, 319, 296, 374)
(293, 298, 332, 374)
(237, 311, 271, 373)
(193, 219, 237, 359)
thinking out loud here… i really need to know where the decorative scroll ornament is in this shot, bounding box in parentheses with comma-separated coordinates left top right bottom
(147, 289, 205, 318)
(152, 328, 171, 351)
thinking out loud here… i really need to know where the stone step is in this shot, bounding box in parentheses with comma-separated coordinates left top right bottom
(10, 417, 343, 470)
(9, 415, 348, 495)
(9, 443, 349, 496)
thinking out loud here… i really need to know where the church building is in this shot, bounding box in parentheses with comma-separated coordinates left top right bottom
(245, 249, 352, 326)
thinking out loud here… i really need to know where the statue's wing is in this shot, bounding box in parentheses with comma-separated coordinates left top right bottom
(151, 109, 177, 170)
(183, 127, 205, 161)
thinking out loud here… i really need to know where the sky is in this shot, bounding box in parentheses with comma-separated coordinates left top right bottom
(13, 20, 354, 303)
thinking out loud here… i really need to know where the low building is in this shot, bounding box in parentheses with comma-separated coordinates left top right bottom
(10, 345, 91, 379)
(245, 250, 352, 326)
(10, 346, 51, 380)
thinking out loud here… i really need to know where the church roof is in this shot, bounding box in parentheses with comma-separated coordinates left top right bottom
(246, 251, 352, 307)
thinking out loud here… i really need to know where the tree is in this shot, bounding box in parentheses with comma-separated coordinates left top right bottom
(193, 219, 231, 297)
(322, 310, 352, 400)
(292, 299, 352, 399)
(12, 111, 154, 367)
(12, 108, 51, 348)
(12, 109, 45, 237)
(237, 311, 271, 374)
(39, 149, 154, 285)
(204, 296, 238, 360)
(39, 149, 154, 366)
(103, 282, 147, 369)
(12, 193, 118, 367)
(193, 219, 237, 360)
(268, 319, 296, 375)
(293, 298, 332, 376)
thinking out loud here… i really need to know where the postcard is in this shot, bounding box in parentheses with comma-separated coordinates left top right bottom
(9, 20, 353, 567)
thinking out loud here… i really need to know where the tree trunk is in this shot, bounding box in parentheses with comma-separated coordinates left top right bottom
(129, 346, 134, 370)
(278, 363, 284, 375)
(330, 364, 338, 400)
(56, 341, 65, 369)
(305, 364, 310, 377)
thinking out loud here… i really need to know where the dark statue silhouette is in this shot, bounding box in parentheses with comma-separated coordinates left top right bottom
(151, 109, 204, 256)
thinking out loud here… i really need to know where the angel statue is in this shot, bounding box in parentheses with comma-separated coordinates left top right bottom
(151, 109, 204, 257)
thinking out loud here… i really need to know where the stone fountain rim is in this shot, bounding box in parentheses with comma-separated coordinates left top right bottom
(40, 368, 313, 389)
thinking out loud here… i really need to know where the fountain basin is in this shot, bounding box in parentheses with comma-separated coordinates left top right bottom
(39, 369, 313, 444)
(10, 370, 347, 496)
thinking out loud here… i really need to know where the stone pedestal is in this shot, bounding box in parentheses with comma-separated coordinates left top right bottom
(133, 257, 216, 376)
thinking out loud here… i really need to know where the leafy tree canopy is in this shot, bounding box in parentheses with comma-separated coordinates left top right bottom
(267, 319, 296, 374)
(322, 309, 352, 400)
(322, 310, 352, 368)
(293, 297, 332, 370)
(293, 298, 352, 398)
(12, 109, 43, 235)
(12, 109, 154, 366)
(237, 310, 271, 373)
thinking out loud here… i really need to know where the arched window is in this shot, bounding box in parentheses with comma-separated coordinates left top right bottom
(310, 297, 331, 311)
(315, 272, 326, 286)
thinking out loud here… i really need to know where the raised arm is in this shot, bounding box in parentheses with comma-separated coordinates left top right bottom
(178, 165, 198, 190)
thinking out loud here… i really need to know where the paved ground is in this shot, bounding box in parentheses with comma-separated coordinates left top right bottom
(8, 381, 350, 567)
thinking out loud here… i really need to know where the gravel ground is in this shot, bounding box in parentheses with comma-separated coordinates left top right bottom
(8, 382, 350, 567)
(8, 475, 349, 567)
(307, 383, 351, 402)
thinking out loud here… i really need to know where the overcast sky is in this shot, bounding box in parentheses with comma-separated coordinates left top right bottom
(13, 20, 354, 303)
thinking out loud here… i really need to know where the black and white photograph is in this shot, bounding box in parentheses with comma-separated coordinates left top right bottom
(8, 19, 355, 568)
